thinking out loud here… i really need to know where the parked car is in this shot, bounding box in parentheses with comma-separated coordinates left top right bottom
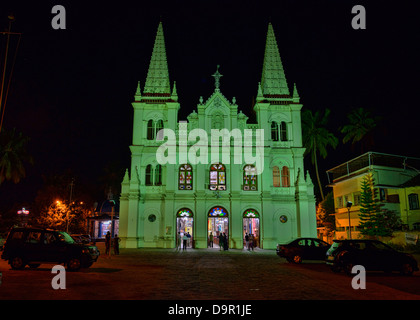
(326, 239, 419, 276)
(1, 227, 100, 271)
(71, 234, 91, 244)
(276, 238, 331, 263)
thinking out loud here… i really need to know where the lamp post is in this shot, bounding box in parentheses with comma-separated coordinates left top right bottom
(346, 201, 353, 239)
(109, 200, 115, 257)
(17, 207, 29, 227)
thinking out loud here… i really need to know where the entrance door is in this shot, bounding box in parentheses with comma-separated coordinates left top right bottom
(243, 209, 260, 248)
(208, 207, 229, 249)
(176, 208, 193, 249)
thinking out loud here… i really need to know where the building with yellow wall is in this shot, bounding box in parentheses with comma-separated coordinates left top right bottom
(326, 152, 420, 239)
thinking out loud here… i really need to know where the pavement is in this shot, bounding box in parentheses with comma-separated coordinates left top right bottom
(0, 242, 419, 302)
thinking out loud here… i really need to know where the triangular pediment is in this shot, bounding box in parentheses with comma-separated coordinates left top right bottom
(203, 91, 232, 116)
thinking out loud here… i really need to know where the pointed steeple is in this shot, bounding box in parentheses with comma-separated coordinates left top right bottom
(261, 23, 290, 96)
(171, 81, 178, 101)
(292, 83, 300, 102)
(134, 81, 142, 100)
(143, 22, 171, 95)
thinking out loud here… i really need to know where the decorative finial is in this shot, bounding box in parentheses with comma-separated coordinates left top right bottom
(212, 65, 223, 92)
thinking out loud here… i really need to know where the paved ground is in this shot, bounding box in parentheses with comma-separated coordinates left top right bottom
(0, 243, 419, 301)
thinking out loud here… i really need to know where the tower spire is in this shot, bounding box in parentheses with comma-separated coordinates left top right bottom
(261, 23, 290, 96)
(143, 22, 171, 95)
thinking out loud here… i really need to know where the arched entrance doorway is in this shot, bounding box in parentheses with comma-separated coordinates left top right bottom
(176, 208, 193, 249)
(207, 206, 229, 249)
(243, 209, 260, 248)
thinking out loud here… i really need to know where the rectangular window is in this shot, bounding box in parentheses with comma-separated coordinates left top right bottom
(408, 193, 419, 210)
(353, 192, 361, 206)
(336, 196, 343, 209)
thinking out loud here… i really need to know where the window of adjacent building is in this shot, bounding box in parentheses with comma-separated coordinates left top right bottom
(408, 193, 419, 210)
(336, 196, 343, 209)
(243, 164, 257, 191)
(273, 166, 280, 187)
(353, 192, 361, 206)
(209, 163, 226, 191)
(179, 164, 193, 190)
(147, 119, 164, 140)
(281, 166, 290, 187)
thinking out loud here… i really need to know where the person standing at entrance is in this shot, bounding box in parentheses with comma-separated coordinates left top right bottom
(209, 232, 214, 248)
(223, 232, 229, 251)
(245, 233, 249, 251)
(249, 234, 254, 251)
(182, 233, 188, 250)
(218, 233, 224, 251)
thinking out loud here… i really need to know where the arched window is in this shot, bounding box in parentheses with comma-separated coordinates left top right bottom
(179, 164, 193, 190)
(208, 206, 228, 217)
(243, 164, 257, 191)
(271, 122, 279, 141)
(155, 164, 162, 185)
(177, 208, 193, 217)
(281, 166, 290, 187)
(280, 121, 287, 141)
(146, 119, 164, 140)
(209, 163, 226, 191)
(273, 166, 280, 187)
(147, 120, 155, 140)
(145, 164, 153, 186)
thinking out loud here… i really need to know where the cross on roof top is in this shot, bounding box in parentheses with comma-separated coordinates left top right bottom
(212, 65, 223, 92)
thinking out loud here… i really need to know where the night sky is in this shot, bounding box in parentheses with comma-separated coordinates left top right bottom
(0, 0, 419, 210)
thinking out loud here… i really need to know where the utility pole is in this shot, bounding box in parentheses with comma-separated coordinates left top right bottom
(66, 178, 75, 233)
(0, 14, 22, 133)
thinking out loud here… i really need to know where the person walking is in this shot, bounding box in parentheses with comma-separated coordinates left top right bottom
(105, 231, 111, 255)
(113, 234, 120, 255)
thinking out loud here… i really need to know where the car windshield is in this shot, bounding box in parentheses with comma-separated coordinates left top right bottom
(57, 232, 75, 244)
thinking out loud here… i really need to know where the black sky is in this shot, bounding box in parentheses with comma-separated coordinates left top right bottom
(0, 0, 419, 208)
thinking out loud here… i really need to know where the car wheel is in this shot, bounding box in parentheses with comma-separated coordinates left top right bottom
(67, 257, 82, 271)
(10, 256, 26, 270)
(293, 255, 302, 264)
(400, 263, 414, 276)
(343, 261, 354, 276)
(330, 265, 341, 273)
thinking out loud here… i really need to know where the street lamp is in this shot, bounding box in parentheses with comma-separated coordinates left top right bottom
(346, 201, 353, 239)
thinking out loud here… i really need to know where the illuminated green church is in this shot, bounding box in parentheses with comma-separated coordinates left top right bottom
(119, 22, 317, 249)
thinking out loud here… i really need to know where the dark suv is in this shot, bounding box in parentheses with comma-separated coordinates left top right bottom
(326, 239, 418, 276)
(1, 227, 100, 271)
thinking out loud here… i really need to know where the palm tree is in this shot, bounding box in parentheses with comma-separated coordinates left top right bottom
(302, 108, 338, 201)
(0, 128, 33, 185)
(340, 107, 379, 153)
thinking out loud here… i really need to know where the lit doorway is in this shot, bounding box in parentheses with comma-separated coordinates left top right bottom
(176, 208, 193, 249)
(243, 209, 260, 248)
(207, 206, 229, 249)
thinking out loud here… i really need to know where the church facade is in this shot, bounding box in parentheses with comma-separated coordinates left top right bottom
(119, 22, 317, 249)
